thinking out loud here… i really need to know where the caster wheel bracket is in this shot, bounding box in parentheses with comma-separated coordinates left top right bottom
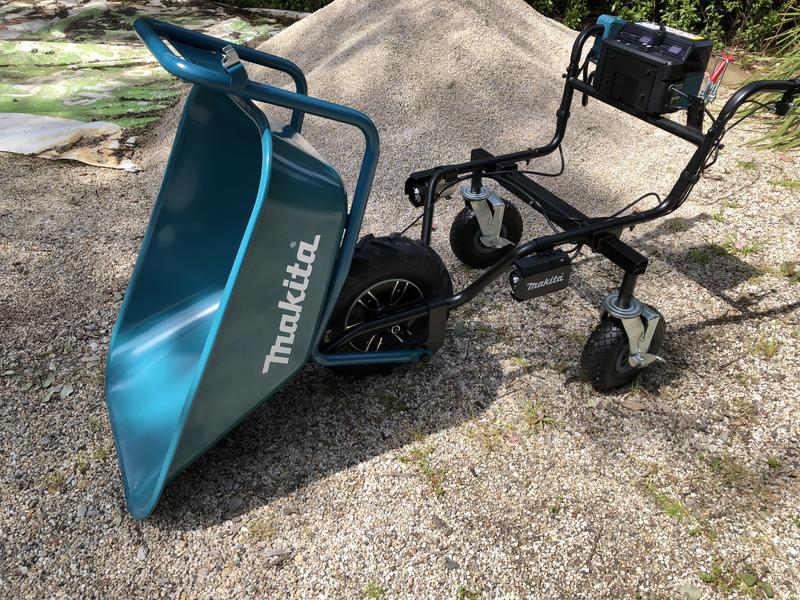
(602, 292, 664, 368)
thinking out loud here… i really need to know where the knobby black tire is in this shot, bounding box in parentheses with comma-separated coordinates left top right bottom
(449, 201, 523, 268)
(325, 234, 452, 376)
(580, 315, 666, 392)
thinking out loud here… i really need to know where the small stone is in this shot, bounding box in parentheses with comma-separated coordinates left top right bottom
(20, 381, 33, 391)
(453, 321, 466, 337)
(42, 373, 54, 389)
(264, 546, 293, 558)
(77, 504, 87, 518)
(136, 545, 147, 561)
(621, 398, 645, 411)
(265, 546, 293, 566)
(431, 515, 453, 536)
(445, 557, 460, 570)
(677, 583, 702, 600)
(39, 436, 51, 446)
(228, 495, 244, 514)
(60, 385, 74, 399)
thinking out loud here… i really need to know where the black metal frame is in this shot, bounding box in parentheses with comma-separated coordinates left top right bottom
(323, 23, 799, 354)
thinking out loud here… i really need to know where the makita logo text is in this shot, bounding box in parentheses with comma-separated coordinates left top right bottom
(526, 273, 565, 291)
(262, 235, 321, 374)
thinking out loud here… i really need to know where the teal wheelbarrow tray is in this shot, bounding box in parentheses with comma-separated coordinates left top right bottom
(107, 19, 430, 519)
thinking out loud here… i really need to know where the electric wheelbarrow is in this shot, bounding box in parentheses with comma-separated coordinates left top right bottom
(106, 17, 800, 518)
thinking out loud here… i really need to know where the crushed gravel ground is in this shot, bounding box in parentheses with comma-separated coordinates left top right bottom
(1, 0, 799, 598)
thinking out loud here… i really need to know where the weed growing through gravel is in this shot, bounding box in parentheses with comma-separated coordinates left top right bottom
(711, 209, 726, 223)
(722, 235, 763, 257)
(468, 422, 509, 452)
(768, 177, 800, 191)
(688, 520, 718, 541)
(701, 453, 752, 486)
(777, 261, 800, 284)
(522, 399, 559, 430)
(511, 355, 531, 371)
(652, 491, 689, 520)
(76, 453, 89, 474)
(363, 581, 383, 598)
(548, 496, 565, 515)
(687, 244, 727, 265)
(754, 336, 781, 359)
(248, 518, 275, 540)
(737, 160, 758, 171)
(93, 446, 109, 461)
(668, 216, 690, 232)
(722, 198, 742, 210)
(46, 471, 65, 493)
(722, 198, 741, 209)
(767, 456, 782, 470)
(456, 585, 480, 599)
(398, 445, 445, 496)
(699, 559, 774, 597)
(378, 391, 408, 413)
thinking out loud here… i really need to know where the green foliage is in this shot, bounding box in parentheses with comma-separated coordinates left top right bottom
(218, 0, 793, 50)
(518, 0, 789, 49)
(363, 581, 384, 599)
(755, 2, 800, 150)
(564, 0, 590, 28)
(221, 0, 330, 10)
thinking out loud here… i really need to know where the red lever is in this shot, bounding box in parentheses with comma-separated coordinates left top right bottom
(709, 54, 735, 83)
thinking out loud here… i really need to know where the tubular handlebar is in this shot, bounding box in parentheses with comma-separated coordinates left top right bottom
(133, 18, 384, 365)
(134, 17, 309, 131)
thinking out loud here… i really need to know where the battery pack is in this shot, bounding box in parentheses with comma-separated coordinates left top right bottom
(509, 250, 571, 301)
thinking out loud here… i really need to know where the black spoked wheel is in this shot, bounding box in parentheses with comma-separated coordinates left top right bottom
(343, 279, 426, 352)
(449, 200, 523, 268)
(324, 234, 452, 375)
(580, 315, 666, 391)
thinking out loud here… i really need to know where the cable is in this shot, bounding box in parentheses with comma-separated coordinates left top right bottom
(517, 145, 566, 178)
(668, 84, 718, 126)
(699, 99, 774, 175)
(609, 191, 662, 218)
(399, 212, 424, 236)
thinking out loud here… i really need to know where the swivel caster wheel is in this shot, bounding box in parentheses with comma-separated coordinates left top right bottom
(580, 313, 666, 391)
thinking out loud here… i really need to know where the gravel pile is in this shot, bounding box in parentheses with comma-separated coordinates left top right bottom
(253, 0, 689, 238)
(1, 0, 799, 597)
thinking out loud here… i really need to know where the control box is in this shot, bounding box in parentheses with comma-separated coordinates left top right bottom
(592, 18, 712, 115)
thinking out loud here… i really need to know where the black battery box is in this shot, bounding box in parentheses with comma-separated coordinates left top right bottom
(509, 250, 571, 301)
(593, 21, 712, 116)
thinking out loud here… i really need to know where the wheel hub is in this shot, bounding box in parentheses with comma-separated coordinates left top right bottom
(344, 279, 425, 352)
